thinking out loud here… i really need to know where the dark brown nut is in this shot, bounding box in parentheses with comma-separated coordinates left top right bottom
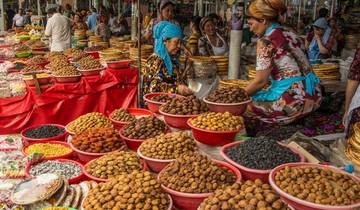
(159, 95, 209, 115)
(110, 108, 136, 122)
(206, 86, 250, 103)
(121, 116, 166, 139)
(189, 112, 244, 131)
(152, 95, 174, 103)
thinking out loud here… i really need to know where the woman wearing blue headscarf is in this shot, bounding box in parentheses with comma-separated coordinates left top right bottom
(142, 21, 193, 96)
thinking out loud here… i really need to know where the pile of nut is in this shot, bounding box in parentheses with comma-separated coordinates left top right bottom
(121, 116, 166, 139)
(67, 112, 113, 134)
(199, 179, 291, 210)
(110, 108, 136, 122)
(64, 48, 83, 57)
(71, 127, 126, 153)
(139, 131, 197, 160)
(274, 166, 360, 206)
(189, 112, 244, 131)
(45, 52, 66, 60)
(52, 65, 80, 77)
(84, 46, 106, 52)
(71, 52, 88, 62)
(151, 94, 174, 103)
(76, 56, 103, 70)
(159, 154, 237, 193)
(206, 86, 250, 103)
(160, 95, 209, 115)
(21, 65, 43, 74)
(82, 171, 170, 209)
(85, 151, 143, 179)
(26, 55, 47, 65)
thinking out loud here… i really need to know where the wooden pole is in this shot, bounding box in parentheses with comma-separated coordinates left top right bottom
(137, 0, 141, 107)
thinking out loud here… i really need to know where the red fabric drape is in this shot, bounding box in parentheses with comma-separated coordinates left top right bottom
(0, 68, 139, 134)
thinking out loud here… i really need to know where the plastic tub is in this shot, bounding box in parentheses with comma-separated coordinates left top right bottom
(36, 61, 50, 68)
(21, 124, 68, 144)
(22, 141, 74, 160)
(187, 119, 242, 146)
(78, 67, 105, 76)
(158, 160, 242, 210)
(85, 51, 100, 59)
(25, 158, 84, 184)
(106, 60, 131, 69)
(83, 158, 148, 182)
(203, 98, 251, 116)
(137, 147, 174, 173)
(159, 110, 199, 129)
(109, 108, 153, 130)
(269, 163, 360, 210)
(221, 141, 307, 183)
(54, 75, 81, 83)
(143, 92, 183, 114)
(24, 76, 52, 86)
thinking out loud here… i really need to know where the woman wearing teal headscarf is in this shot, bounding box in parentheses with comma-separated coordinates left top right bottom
(142, 21, 193, 96)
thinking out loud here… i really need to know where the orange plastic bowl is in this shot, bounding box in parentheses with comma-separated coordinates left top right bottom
(221, 141, 306, 183)
(269, 163, 360, 210)
(203, 98, 251, 116)
(137, 147, 174, 173)
(21, 124, 67, 144)
(187, 119, 242, 146)
(158, 160, 242, 210)
(25, 158, 84, 184)
(109, 108, 153, 131)
(22, 141, 74, 160)
(143, 92, 183, 114)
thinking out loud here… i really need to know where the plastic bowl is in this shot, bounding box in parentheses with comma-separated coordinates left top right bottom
(22, 141, 74, 160)
(158, 160, 242, 210)
(143, 92, 183, 114)
(78, 67, 105, 76)
(25, 158, 85, 184)
(269, 163, 360, 210)
(203, 98, 251, 116)
(159, 110, 199, 129)
(24, 76, 52, 86)
(36, 61, 50, 68)
(83, 157, 148, 182)
(137, 147, 174, 173)
(221, 141, 306, 183)
(119, 127, 169, 151)
(85, 51, 100, 59)
(21, 124, 68, 144)
(109, 108, 154, 130)
(54, 75, 81, 83)
(187, 119, 242, 146)
(106, 60, 131, 69)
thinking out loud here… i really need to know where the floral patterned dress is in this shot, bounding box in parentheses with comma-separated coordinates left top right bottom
(246, 27, 322, 125)
(347, 48, 360, 137)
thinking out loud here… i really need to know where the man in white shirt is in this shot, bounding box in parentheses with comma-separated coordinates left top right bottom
(12, 9, 25, 28)
(45, 6, 71, 52)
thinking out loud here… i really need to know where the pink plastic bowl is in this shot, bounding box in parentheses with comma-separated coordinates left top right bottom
(158, 160, 242, 210)
(109, 108, 153, 131)
(203, 98, 251, 116)
(159, 110, 199, 129)
(21, 124, 68, 144)
(83, 157, 148, 182)
(269, 163, 360, 210)
(143, 92, 183, 114)
(106, 60, 131, 69)
(78, 67, 105, 76)
(22, 141, 74, 160)
(187, 119, 242, 146)
(85, 51, 100, 59)
(221, 141, 306, 183)
(54, 75, 81, 83)
(137, 147, 174, 173)
(25, 158, 85, 184)
(119, 127, 169, 151)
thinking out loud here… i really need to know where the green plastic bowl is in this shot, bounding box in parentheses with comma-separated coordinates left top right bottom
(16, 51, 32, 58)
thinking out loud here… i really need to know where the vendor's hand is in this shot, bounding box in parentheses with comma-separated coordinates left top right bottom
(178, 84, 194, 96)
(343, 111, 348, 126)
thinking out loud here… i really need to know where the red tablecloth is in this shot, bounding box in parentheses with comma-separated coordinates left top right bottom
(0, 68, 138, 134)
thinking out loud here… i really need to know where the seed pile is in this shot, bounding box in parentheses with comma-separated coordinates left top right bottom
(67, 112, 113, 134)
(189, 112, 243, 131)
(71, 127, 125, 153)
(139, 131, 197, 160)
(160, 95, 209, 115)
(152, 95, 174, 103)
(24, 125, 65, 139)
(199, 179, 291, 210)
(206, 86, 250, 103)
(76, 56, 103, 70)
(225, 137, 300, 170)
(83, 171, 170, 210)
(21, 65, 42, 73)
(121, 116, 166, 139)
(159, 154, 236, 193)
(275, 166, 360, 206)
(64, 48, 82, 57)
(52, 65, 80, 77)
(26, 55, 47, 64)
(25, 143, 72, 158)
(110, 108, 136, 122)
(29, 160, 82, 180)
(85, 151, 143, 180)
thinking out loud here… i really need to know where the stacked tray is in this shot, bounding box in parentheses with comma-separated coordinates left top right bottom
(99, 48, 128, 62)
(109, 37, 132, 49)
(219, 79, 250, 89)
(129, 45, 153, 67)
(312, 63, 340, 81)
(247, 65, 256, 80)
(211, 56, 229, 76)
